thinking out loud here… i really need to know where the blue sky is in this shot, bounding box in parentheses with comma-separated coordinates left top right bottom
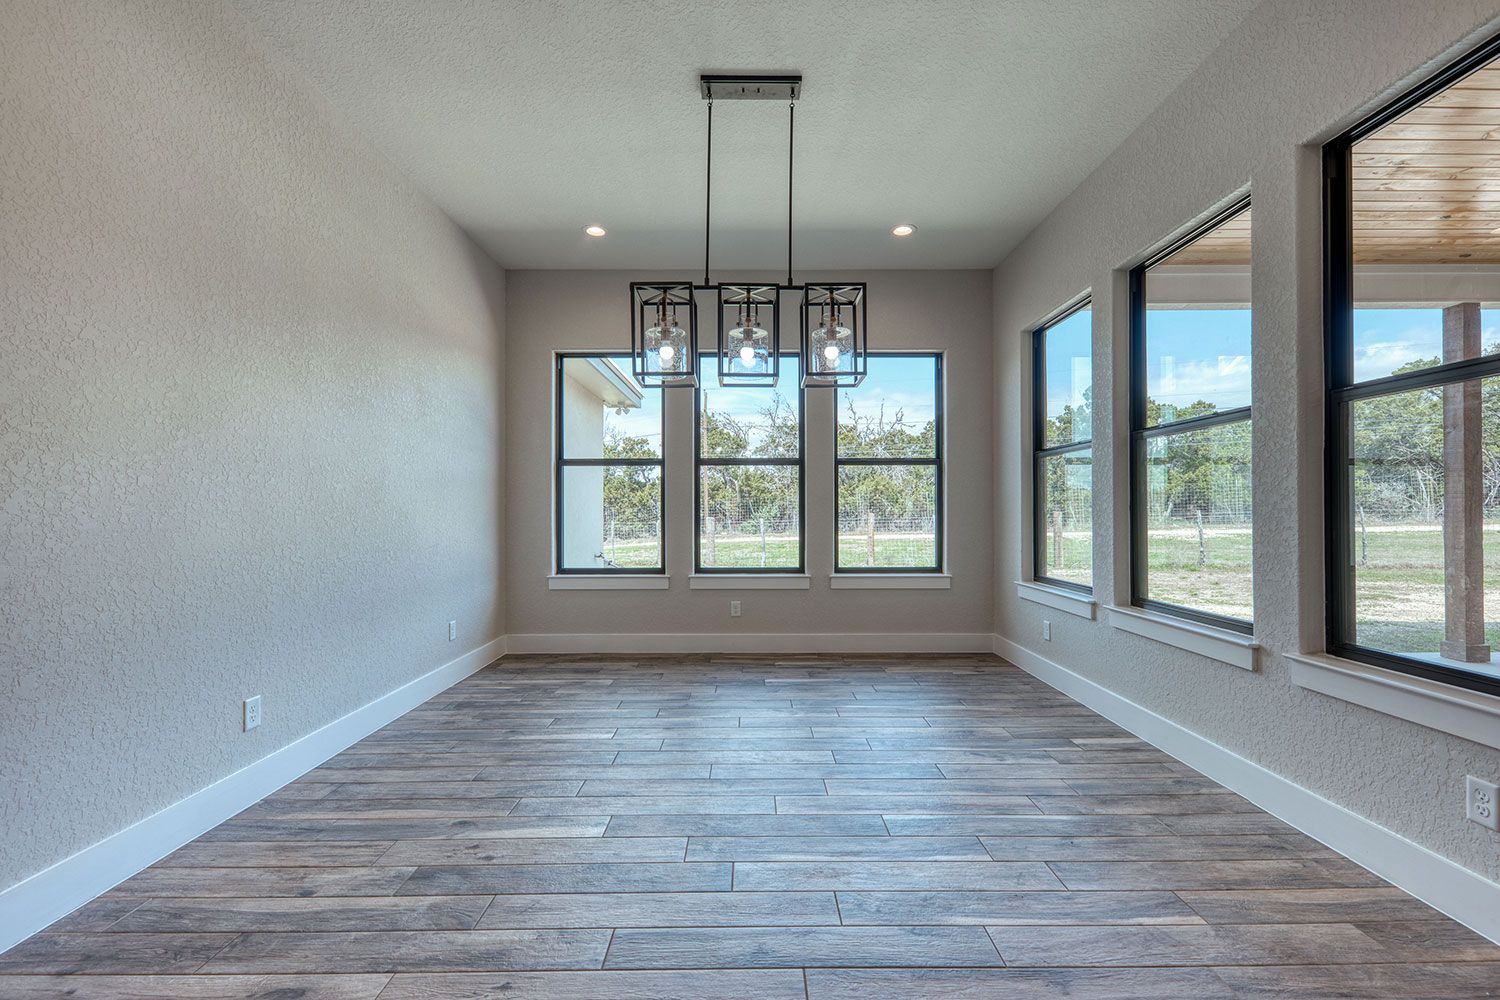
(1042, 307, 1500, 423)
(698, 354, 803, 454)
(1352, 308, 1499, 382)
(1144, 309, 1251, 416)
(1042, 308, 1093, 431)
(838, 355, 938, 432)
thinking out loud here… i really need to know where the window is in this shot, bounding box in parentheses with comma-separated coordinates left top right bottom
(1130, 201, 1253, 631)
(1325, 38, 1500, 696)
(554, 354, 664, 573)
(695, 353, 804, 572)
(1033, 303, 1093, 590)
(835, 353, 943, 572)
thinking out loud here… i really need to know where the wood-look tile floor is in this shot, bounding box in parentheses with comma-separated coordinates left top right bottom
(5, 653, 1498, 999)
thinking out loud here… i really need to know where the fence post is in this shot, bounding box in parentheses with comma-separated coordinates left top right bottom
(867, 511, 876, 566)
(1357, 505, 1368, 567)
(759, 517, 767, 567)
(707, 515, 717, 564)
(1051, 508, 1063, 569)
(1197, 510, 1206, 569)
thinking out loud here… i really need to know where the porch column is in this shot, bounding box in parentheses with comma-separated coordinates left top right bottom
(1440, 301, 1489, 662)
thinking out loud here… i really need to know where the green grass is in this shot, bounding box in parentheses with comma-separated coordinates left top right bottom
(610, 523, 1500, 656)
(1041, 522, 1500, 653)
(699, 537, 802, 569)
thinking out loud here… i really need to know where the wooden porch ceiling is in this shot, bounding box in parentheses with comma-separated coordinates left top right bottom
(1166, 59, 1500, 267)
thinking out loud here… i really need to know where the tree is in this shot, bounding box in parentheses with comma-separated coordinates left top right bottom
(836, 395, 937, 532)
(1042, 387, 1094, 535)
(699, 390, 801, 535)
(1348, 357, 1448, 526)
(601, 429, 659, 540)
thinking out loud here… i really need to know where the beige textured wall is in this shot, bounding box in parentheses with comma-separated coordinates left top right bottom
(0, 0, 506, 890)
(993, 0, 1500, 880)
(505, 270, 993, 641)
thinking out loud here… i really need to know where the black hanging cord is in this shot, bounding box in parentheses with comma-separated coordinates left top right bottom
(787, 100, 795, 286)
(704, 99, 713, 286)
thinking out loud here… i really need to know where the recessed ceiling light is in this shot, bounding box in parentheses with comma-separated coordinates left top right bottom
(891, 224, 916, 237)
(584, 225, 607, 237)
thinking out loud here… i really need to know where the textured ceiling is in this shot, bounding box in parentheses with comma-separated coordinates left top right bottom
(230, 0, 1259, 270)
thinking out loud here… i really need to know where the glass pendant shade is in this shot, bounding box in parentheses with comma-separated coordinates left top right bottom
(630, 282, 698, 388)
(716, 284, 780, 385)
(801, 283, 866, 387)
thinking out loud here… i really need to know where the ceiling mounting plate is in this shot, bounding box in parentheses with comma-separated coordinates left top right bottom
(700, 74, 802, 101)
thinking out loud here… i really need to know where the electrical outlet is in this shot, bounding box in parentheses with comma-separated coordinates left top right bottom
(730, 600, 742, 618)
(243, 696, 262, 732)
(1468, 775, 1499, 831)
(448, 620, 457, 642)
(1042, 620, 1052, 641)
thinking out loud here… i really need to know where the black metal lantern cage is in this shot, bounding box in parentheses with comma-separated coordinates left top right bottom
(716, 284, 781, 386)
(629, 281, 699, 388)
(800, 283, 867, 387)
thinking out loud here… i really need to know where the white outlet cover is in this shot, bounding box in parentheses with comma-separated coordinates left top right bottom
(448, 620, 457, 641)
(730, 601, 742, 617)
(1042, 620, 1052, 641)
(243, 695, 262, 732)
(1468, 775, 1499, 831)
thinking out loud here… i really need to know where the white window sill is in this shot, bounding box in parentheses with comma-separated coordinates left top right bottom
(689, 574, 811, 590)
(548, 575, 669, 590)
(1017, 581, 1096, 619)
(1106, 605, 1258, 671)
(831, 574, 951, 590)
(1287, 651, 1500, 751)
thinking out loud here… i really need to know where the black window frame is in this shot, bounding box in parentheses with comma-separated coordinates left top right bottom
(1323, 34, 1500, 698)
(1129, 196, 1254, 634)
(553, 351, 666, 575)
(1032, 300, 1093, 593)
(694, 350, 806, 574)
(833, 351, 945, 574)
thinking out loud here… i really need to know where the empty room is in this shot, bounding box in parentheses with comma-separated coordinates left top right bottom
(6, 0, 1500, 997)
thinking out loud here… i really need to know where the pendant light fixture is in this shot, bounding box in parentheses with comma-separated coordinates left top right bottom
(717, 284, 778, 384)
(802, 283, 866, 387)
(630, 282, 696, 387)
(629, 74, 868, 390)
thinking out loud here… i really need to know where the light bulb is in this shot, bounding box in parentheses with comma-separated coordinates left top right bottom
(739, 343, 757, 367)
(658, 342, 675, 364)
(823, 342, 841, 364)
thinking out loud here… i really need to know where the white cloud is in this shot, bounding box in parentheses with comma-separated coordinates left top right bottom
(1153, 353, 1250, 407)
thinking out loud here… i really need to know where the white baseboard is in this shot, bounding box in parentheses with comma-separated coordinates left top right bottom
(993, 634, 1500, 945)
(506, 632, 993, 654)
(0, 634, 507, 955)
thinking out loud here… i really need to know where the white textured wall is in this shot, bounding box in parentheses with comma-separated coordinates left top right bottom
(993, 0, 1500, 880)
(0, 0, 507, 889)
(506, 270, 993, 640)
